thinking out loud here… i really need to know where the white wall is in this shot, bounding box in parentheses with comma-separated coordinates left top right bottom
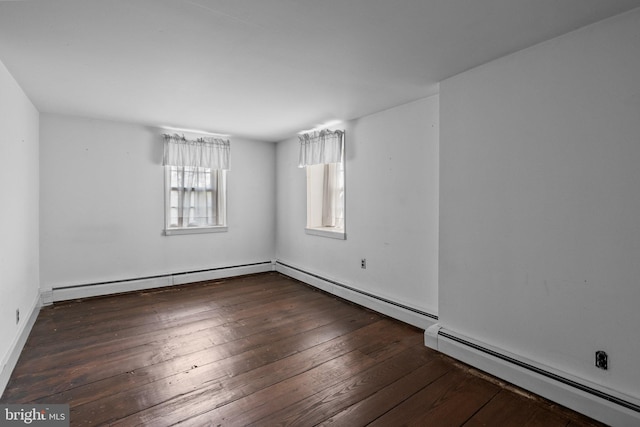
(0, 60, 40, 383)
(40, 114, 276, 291)
(276, 96, 439, 316)
(440, 8, 640, 401)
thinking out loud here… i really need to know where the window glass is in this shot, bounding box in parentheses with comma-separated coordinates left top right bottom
(165, 166, 226, 232)
(306, 161, 345, 237)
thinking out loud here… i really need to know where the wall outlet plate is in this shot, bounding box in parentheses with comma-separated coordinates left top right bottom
(595, 350, 608, 370)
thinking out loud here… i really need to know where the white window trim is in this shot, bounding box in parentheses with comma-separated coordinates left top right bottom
(163, 166, 228, 236)
(305, 226, 346, 240)
(164, 226, 228, 236)
(304, 157, 346, 240)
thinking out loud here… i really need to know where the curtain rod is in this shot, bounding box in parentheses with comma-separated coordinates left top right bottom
(162, 133, 230, 144)
(160, 125, 230, 138)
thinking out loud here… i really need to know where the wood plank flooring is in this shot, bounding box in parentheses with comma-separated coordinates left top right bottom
(2, 272, 604, 426)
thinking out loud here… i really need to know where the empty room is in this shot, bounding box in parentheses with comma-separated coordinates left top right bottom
(1, 1, 639, 425)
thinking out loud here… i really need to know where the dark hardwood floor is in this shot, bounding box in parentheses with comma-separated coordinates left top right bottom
(2, 272, 604, 426)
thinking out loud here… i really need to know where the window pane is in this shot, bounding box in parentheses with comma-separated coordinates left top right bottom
(170, 167, 178, 185)
(166, 166, 226, 229)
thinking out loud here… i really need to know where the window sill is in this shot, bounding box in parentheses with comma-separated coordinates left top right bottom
(164, 226, 228, 236)
(305, 227, 346, 240)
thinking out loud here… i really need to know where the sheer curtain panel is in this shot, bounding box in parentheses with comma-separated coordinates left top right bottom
(322, 163, 344, 228)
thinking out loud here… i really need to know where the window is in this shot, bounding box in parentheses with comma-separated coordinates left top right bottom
(165, 166, 227, 234)
(306, 162, 344, 234)
(162, 134, 229, 235)
(299, 129, 345, 239)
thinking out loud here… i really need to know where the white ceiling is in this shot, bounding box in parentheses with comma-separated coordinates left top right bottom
(1, 0, 639, 141)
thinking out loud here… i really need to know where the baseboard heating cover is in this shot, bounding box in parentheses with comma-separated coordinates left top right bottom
(275, 260, 438, 330)
(48, 261, 274, 303)
(425, 324, 640, 426)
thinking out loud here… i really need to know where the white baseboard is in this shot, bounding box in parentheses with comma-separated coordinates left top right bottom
(425, 324, 640, 426)
(0, 293, 41, 396)
(50, 262, 274, 302)
(275, 260, 438, 330)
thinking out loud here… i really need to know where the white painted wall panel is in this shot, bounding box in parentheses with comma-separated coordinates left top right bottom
(440, 9, 640, 400)
(0, 59, 40, 384)
(39, 114, 276, 291)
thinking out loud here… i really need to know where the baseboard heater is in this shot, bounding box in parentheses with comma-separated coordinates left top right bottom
(46, 261, 274, 303)
(275, 260, 437, 330)
(443, 331, 640, 413)
(427, 325, 640, 426)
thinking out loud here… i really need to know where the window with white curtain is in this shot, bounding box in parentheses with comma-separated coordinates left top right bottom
(162, 134, 229, 235)
(299, 129, 345, 239)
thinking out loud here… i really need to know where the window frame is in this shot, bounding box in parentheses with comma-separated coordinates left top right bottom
(163, 165, 228, 236)
(304, 159, 346, 241)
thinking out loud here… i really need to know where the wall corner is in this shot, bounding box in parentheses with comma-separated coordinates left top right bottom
(424, 323, 441, 350)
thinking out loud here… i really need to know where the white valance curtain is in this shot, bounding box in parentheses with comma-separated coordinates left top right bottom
(298, 129, 344, 167)
(162, 134, 230, 170)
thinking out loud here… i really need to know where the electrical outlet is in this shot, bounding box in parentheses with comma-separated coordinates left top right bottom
(361, 258, 367, 269)
(595, 350, 608, 370)
(16, 309, 19, 325)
